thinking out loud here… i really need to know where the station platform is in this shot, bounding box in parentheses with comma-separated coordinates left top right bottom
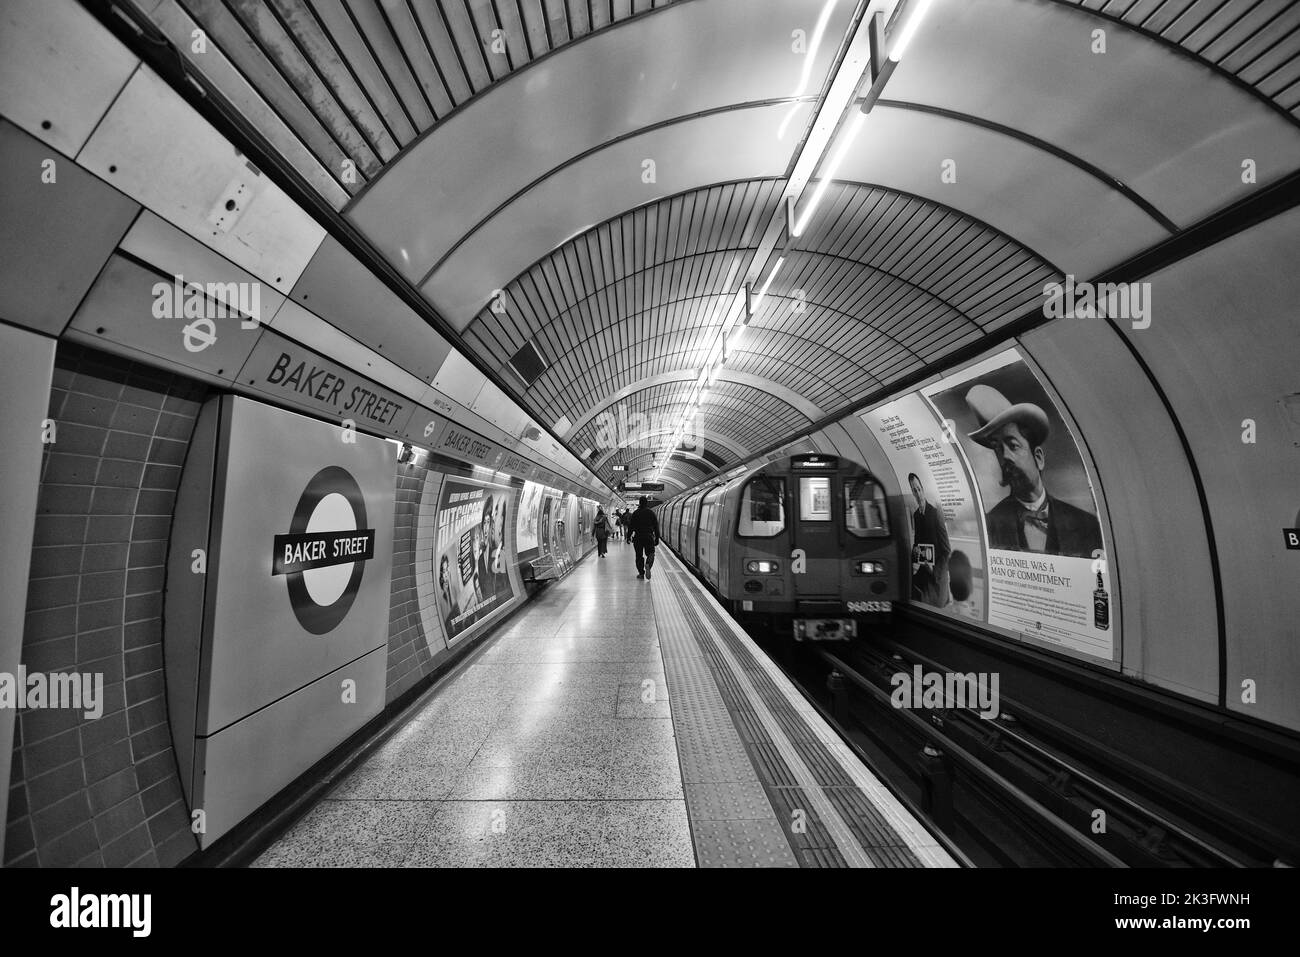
(252, 541, 958, 868)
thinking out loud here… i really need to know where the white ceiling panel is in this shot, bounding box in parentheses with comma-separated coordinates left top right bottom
(887, 0, 1300, 227)
(836, 105, 1169, 277)
(422, 102, 813, 326)
(77, 68, 326, 294)
(0, 0, 138, 158)
(431, 348, 488, 403)
(347, 0, 850, 283)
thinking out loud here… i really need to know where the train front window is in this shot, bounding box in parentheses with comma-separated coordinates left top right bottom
(738, 476, 785, 537)
(844, 477, 890, 538)
(798, 476, 832, 521)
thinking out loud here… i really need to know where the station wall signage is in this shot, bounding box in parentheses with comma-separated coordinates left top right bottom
(203, 397, 395, 731)
(438, 425, 499, 464)
(239, 334, 413, 436)
(271, 466, 377, 635)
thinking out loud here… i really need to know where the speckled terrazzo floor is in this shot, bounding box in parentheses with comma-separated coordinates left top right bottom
(252, 541, 695, 868)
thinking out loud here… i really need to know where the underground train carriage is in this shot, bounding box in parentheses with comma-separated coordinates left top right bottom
(662, 454, 900, 641)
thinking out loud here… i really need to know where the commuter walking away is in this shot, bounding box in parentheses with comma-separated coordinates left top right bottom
(629, 496, 660, 580)
(593, 507, 610, 557)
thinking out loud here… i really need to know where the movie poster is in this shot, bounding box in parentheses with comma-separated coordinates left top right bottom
(860, 393, 986, 625)
(433, 477, 516, 642)
(925, 350, 1117, 661)
(516, 480, 544, 553)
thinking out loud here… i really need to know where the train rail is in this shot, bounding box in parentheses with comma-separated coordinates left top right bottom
(724, 615, 1294, 868)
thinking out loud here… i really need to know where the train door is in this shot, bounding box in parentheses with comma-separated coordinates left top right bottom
(791, 463, 839, 600)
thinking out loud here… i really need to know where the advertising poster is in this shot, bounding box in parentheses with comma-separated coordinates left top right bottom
(516, 480, 544, 553)
(925, 350, 1116, 661)
(434, 477, 515, 641)
(860, 393, 986, 624)
(539, 494, 555, 560)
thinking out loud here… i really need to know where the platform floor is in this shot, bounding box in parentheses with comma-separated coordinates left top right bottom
(252, 539, 956, 868)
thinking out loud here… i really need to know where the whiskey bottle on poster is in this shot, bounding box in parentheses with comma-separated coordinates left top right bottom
(1093, 571, 1110, 630)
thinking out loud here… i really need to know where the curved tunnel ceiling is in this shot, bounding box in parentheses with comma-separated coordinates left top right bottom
(134, 0, 1300, 494)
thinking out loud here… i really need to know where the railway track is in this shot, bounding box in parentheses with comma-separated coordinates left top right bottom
(746, 626, 1291, 868)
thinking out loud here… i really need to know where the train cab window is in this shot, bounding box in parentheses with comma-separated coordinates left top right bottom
(844, 477, 890, 538)
(738, 476, 785, 537)
(798, 476, 832, 521)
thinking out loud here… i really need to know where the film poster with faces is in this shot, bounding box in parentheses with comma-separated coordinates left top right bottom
(865, 348, 1117, 662)
(434, 477, 516, 641)
(861, 393, 987, 626)
(516, 479, 544, 553)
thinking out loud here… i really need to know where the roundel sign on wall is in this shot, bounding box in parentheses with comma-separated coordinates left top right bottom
(272, 466, 377, 635)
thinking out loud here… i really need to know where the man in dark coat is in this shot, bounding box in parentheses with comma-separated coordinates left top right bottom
(908, 472, 951, 606)
(628, 496, 660, 580)
(966, 385, 1103, 559)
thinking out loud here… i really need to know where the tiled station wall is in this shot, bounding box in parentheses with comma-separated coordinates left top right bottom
(5, 343, 202, 867)
(4, 341, 565, 865)
(4, 345, 452, 866)
(385, 461, 438, 703)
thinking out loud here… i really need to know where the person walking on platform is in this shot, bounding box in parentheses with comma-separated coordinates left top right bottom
(629, 496, 660, 580)
(593, 507, 611, 557)
(616, 508, 628, 543)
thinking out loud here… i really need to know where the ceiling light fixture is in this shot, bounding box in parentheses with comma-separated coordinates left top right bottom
(753, 257, 786, 308)
(888, 0, 933, 62)
(792, 109, 866, 236)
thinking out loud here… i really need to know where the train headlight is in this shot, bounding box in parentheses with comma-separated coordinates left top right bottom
(745, 559, 780, 574)
(855, 560, 885, 575)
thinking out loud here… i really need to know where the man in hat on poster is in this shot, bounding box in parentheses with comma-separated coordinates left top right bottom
(965, 385, 1102, 559)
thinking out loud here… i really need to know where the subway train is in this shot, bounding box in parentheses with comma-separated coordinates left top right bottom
(660, 453, 900, 640)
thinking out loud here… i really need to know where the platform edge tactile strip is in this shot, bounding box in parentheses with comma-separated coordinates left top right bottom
(656, 549, 959, 869)
(653, 570, 799, 868)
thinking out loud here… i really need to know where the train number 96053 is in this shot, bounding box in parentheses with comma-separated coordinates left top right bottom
(847, 600, 892, 613)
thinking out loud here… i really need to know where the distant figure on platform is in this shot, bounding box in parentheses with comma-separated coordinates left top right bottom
(908, 471, 951, 607)
(593, 507, 611, 557)
(965, 385, 1103, 559)
(618, 508, 631, 543)
(629, 497, 660, 580)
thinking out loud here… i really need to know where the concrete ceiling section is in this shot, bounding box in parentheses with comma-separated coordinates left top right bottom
(419, 101, 817, 324)
(345, 0, 849, 292)
(1055, 0, 1300, 121)
(833, 106, 1169, 279)
(129, 0, 689, 205)
(565, 368, 830, 439)
(115, 0, 1300, 497)
(0, 0, 139, 158)
(887, 0, 1300, 230)
(462, 174, 1056, 480)
(289, 235, 454, 383)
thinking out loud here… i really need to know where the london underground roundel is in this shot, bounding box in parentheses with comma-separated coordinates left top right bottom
(272, 466, 376, 635)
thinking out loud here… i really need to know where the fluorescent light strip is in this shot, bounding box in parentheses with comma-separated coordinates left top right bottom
(777, 0, 841, 139)
(889, 0, 934, 62)
(792, 109, 866, 236)
(753, 257, 786, 308)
